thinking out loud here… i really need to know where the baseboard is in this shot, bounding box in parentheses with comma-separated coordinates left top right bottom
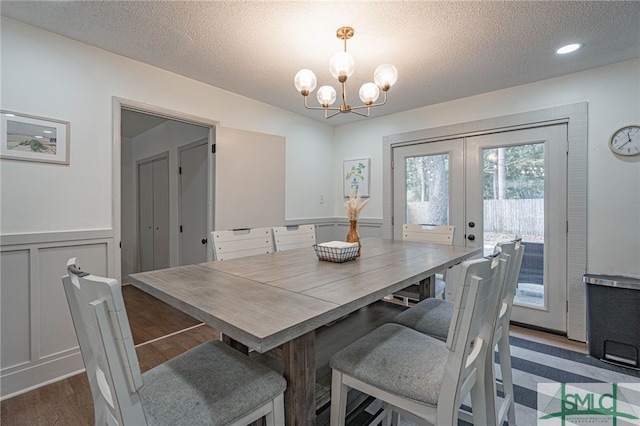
(510, 321, 567, 337)
(0, 351, 84, 400)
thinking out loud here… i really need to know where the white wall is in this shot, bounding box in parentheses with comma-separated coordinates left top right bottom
(0, 17, 335, 237)
(334, 59, 640, 279)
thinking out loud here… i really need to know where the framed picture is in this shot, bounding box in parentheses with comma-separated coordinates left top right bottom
(1, 111, 70, 165)
(343, 158, 370, 197)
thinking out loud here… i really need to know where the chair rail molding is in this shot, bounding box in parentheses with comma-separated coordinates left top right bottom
(284, 217, 383, 242)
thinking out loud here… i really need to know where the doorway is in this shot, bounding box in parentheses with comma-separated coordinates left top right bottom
(117, 100, 217, 283)
(383, 103, 587, 341)
(393, 124, 568, 332)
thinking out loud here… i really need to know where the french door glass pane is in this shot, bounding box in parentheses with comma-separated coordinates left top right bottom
(405, 154, 449, 225)
(482, 144, 544, 307)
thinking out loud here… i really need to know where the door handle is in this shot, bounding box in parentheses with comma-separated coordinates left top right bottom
(202, 238, 208, 245)
(467, 234, 475, 241)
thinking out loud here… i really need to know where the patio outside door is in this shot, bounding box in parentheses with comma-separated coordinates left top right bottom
(393, 124, 568, 332)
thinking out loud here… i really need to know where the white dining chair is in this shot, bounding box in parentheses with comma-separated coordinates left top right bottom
(330, 251, 507, 426)
(391, 239, 525, 425)
(393, 224, 456, 305)
(272, 225, 316, 251)
(487, 239, 525, 426)
(61, 257, 286, 426)
(211, 227, 274, 260)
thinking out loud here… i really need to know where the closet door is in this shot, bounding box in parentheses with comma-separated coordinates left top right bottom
(138, 161, 154, 272)
(138, 155, 169, 272)
(152, 157, 170, 269)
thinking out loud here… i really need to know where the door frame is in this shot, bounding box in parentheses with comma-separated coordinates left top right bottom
(113, 97, 218, 284)
(382, 102, 588, 341)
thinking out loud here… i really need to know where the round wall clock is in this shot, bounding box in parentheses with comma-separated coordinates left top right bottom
(609, 125, 640, 156)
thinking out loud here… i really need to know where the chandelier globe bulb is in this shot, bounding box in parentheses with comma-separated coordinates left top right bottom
(329, 52, 355, 81)
(374, 64, 398, 91)
(294, 69, 317, 95)
(359, 82, 380, 105)
(317, 86, 337, 108)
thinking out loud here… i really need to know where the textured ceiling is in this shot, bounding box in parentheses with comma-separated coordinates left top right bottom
(2, 1, 639, 126)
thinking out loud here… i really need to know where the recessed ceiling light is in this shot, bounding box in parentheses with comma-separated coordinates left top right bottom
(556, 43, 582, 54)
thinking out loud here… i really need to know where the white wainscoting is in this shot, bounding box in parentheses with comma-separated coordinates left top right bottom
(283, 217, 383, 242)
(0, 230, 114, 400)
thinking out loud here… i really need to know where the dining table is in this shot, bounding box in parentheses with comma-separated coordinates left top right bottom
(128, 237, 481, 426)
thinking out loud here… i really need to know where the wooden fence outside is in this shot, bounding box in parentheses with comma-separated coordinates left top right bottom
(407, 198, 544, 236)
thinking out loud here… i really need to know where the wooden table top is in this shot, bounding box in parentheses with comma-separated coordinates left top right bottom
(129, 238, 481, 353)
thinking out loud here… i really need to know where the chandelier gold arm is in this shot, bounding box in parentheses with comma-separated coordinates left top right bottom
(301, 90, 389, 119)
(303, 95, 340, 112)
(349, 90, 388, 111)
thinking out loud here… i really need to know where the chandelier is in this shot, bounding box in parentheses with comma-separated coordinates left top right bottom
(294, 26, 398, 119)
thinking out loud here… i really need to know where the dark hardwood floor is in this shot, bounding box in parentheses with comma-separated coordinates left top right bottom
(1, 286, 586, 425)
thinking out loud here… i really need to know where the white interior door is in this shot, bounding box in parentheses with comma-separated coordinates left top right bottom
(179, 141, 208, 265)
(393, 125, 568, 332)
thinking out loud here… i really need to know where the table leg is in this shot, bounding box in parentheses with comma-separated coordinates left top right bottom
(419, 274, 435, 299)
(282, 330, 316, 426)
(221, 333, 249, 355)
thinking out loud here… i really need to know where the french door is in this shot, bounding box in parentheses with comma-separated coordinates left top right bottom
(393, 125, 568, 332)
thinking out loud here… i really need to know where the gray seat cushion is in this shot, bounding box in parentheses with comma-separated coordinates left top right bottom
(330, 323, 448, 406)
(140, 340, 286, 426)
(391, 298, 454, 341)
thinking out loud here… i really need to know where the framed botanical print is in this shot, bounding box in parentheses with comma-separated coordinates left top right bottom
(343, 158, 370, 197)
